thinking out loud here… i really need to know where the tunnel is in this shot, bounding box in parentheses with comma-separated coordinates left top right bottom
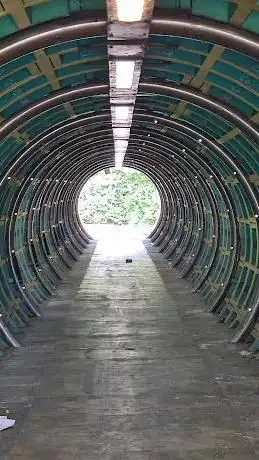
(1, 1, 259, 457)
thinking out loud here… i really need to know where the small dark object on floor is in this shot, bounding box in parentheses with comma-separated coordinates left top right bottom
(126, 258, 132, 263)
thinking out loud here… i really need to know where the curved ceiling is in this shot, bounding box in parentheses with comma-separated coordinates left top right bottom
(0, 0, 259, 353)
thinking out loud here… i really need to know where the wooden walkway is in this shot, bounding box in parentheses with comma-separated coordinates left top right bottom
(1, 234, 259, 459)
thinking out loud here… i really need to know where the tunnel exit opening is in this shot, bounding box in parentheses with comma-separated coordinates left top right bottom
(77, 167, 161, 248)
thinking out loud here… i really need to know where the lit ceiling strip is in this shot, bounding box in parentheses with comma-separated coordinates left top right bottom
(107, 0, 154, 167)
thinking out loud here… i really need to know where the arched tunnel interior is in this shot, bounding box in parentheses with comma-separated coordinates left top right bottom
(1, 0, 259, 456)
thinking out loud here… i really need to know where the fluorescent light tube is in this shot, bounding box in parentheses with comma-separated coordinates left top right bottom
(113, 127, 130, 138)
(114, 105, 130, 120)
(117, 0, 144, 22)
(116, 61, 135, 89)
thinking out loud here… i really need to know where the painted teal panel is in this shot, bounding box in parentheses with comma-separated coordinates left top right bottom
(187, 106, 233, 133)
(171, 49, 204, 65)
(210, 87, 255, 117)
(149, 35, 182, 46)
(156, 0, 192, 7)
(184, 40, 212, 54)
(57, 63, 93, 77)
(149, 35, 212, 54)
(221, 49, 259, 74)
(143, 68, 184, 81)
(1, 69, 31, 90)
(0, 54, 35, 79)
(26, 85, 52, 103)
(45, 41, 79, 55)
(77, 37, 106, 47)
(0, 138, 21, 170)
(0, 76, 47, 109)
(3, 85, 52, 118)
(234, 135, 259, 173)
(206, 73, 259, 109)
(25, 107, 68, 128)
(61, 50, 106, 64)
(69, 0, 105, 10)
(243, 10, 259, 34)
(186, 113, 224, 138)
(144, 61, 196, 76)
(0, 15, 17, 39)
(192, 0, 233, 23)
(61, 75, 87, 87)
(155, 1, 180, 7)
(45, 38, 106, 56)
(212, 62, 259, 92)
(28, 0, 69, 25)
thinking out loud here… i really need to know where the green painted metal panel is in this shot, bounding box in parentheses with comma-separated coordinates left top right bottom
(243, 10, 259, 34)
(192, 0, 234, 23)
(28, 0, 69, 24)
(0, 15, 17, 39)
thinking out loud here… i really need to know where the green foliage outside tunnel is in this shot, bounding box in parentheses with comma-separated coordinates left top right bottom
(78, 168, 161, 225)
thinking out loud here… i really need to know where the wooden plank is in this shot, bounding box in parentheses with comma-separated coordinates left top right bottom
(0, 2, 6, 15)
(170, 75, 191, 118)
(171, 47, 221, 116)
(2, 0, 31, 29)
(224, 176, 239, 184)
(190, 45, 225, 89)
(24, 0, 49, 6)
(35, 50, 61, 90)
(181, 75, 192, 85)
(200, 81, 211, 95)
(12, 130, 30, 142)
(218, 110, 259, 143)
(249, 174, 259, 185)
(218, 127, 240, 144)
(64, 102, 76, 118)
(170, 100, 187, 118)
(27, 63, 41, 76)
(49, 54, 62, 68)
(230, 0, 257, 27)
(251, 112, 259, 124)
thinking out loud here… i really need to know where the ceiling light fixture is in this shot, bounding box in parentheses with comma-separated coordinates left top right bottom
(114, 105, 130, 120)
(117, 0, 144, 22)
(113, 127, 130, 138)
(116, 61, 135, 89)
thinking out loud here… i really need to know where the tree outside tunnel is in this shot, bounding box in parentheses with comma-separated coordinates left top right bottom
(78, 168, 161, 227)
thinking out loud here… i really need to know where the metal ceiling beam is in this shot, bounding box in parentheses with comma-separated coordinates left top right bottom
(0, 77, 257, 164)
(0, 11, 258, 67)
(138, 81, 259, 144)
(0, 110, 256, 344)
